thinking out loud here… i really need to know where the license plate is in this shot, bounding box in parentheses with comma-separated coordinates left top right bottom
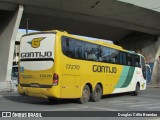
(30, 83, 39, 88)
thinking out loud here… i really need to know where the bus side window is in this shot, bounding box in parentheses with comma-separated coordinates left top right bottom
(119, 52, 123, 64)
(84, 42, 99, 61)
(110, 49, 119, 64)
(111, 58, 116, 63)
(122, 52, 127, 65)
(75, 40, 85, 59)
(119, 52, 126, 65)
(87, 54, 96, 60)
(100, 46, 110, 63)
(133, 55, 140, 67)
(61, 36, 75, 58)
(127, 54, 132, 66)
(61, 36, 68, 56)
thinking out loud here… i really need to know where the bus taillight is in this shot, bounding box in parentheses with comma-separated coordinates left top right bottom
(53, 73, 59, 86)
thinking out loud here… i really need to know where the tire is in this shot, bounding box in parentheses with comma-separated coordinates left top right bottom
(90, 84, 102, 102)
(78, 85, 90, 104)
(133, 84, 140, 96)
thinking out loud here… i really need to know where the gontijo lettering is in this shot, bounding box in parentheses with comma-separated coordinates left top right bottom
(21, 51, 52, 58)
(93, 65, 117, 73)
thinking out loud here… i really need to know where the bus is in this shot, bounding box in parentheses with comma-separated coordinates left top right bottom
(18, 30, 147, 104)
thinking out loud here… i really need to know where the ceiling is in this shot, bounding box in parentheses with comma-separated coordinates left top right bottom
(0, 0, 159, 41)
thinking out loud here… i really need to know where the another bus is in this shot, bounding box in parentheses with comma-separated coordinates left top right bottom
(18, 30, 147, 103)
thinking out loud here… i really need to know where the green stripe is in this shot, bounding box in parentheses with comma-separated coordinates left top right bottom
(116, 66, 129, 88)
(121, 67, 135, 88)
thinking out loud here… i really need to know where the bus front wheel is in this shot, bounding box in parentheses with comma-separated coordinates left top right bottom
(78, 85, 90, 104)
(90, 84, 102, 102)
(133, 84, 140, 96)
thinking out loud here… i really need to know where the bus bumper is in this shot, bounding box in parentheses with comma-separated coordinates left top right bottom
(18, 84, 60, 99)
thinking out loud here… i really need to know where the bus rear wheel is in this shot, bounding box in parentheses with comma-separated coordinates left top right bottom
(78, 85, 90, 104)
(90, 84, 102, 102)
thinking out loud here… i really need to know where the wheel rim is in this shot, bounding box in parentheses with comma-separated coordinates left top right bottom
(82, 88, 89, 102)
(95, 88, 100, 97)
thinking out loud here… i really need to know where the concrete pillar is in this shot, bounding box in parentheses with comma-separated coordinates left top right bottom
(151, 37, 160, 86)
(0, 5, 24, 91)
